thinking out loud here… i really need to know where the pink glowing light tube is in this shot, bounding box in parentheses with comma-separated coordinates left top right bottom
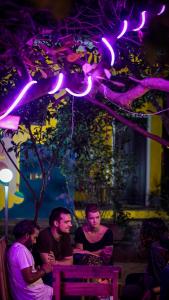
(102, 37, 115, 66)
(48, 73, 64, 94)
(133, 11, 146, 31)
(0, 80, 37, 121)
(117, 20, 128, 39)
(65, 76, 92, 97)
(157, 5, 166, 15)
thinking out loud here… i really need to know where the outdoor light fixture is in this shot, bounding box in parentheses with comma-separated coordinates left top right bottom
(0, 169, 13, 184)
(65, 76, 92, 97)
(102, 37, 115, 66)
(0, 165, 13, 237)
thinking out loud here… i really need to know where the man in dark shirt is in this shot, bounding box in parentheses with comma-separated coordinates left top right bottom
(36, 207, 73, 285)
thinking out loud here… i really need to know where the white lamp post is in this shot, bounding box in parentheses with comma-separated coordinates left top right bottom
(0, 168, 13, 237)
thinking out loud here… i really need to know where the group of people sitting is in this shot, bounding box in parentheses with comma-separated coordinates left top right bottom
(7, 203, 113, 300)
(6, 203, 169, 300)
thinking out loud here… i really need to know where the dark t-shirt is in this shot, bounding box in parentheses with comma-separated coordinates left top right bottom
(75, 226, 113, 252)
(36, 227, 72, 260)
(146, 241, 169, 287)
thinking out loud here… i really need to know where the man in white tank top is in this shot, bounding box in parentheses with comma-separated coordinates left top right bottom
(7, 220, 53, 300)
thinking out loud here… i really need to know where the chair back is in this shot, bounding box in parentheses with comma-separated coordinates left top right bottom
(0, 236, 11, 300)
(53, 265, 121, 300)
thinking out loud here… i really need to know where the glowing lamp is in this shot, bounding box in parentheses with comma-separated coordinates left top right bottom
(0, 163, 13, 237)
(0, 168, 13, 184)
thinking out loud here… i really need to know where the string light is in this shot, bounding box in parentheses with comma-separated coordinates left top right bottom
(133, 11, 146, 32)
(0, 3, 167, 127)
(117, 20, 128, 39)
(48, 73, 64, 94)
(157, 4, 166, 15)
(102, 37, 115, 66)
(0, 81, 37, 121)
(65, 76, 92, 97)
(71, 96, 75, 140)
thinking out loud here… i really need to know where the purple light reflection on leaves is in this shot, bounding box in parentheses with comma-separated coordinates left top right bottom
(117, 20, 128, 39)
(0, 80, 37, 121)
(48, 73, 64, 94)
(157, 5, 166, 15)
(102, 37, 115, 66)
(65, 76, 92, 97)
(133, 11, 146, 31)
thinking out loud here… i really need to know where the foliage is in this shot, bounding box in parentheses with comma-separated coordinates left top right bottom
(2, 94, 135, 218)
(54, 99, 135, 206)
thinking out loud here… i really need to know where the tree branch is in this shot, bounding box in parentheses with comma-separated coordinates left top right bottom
(129, 77, 169, 92)
(87, 97, 169, 147)
(98, 82, 149, 107)
(27, 123, 45, 178)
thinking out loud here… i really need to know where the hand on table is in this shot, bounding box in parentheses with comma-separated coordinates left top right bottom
(48, 251, 55, 263)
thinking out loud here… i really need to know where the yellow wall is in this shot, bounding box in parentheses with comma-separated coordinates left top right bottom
(149, 115, 162, 193)
(75, 209, 168, 220)
(136, 100, 163, 197)
(0, 115, 58, 211)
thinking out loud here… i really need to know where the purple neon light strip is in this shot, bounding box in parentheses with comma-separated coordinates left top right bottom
(133, 11, 146, 31)
(117, 20, 128, 39)
(48, 73, 64, 94)
(0, 80, 37, 121)
(157, 5, 166, 15)
(102, 37, 115, 66)
(65, 76, 92, 97)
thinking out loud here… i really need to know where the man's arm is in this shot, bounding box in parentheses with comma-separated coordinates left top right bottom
(74, 244, 113, 257)
(40, 252, 73, 265)
(74, 243, 87, 253)
(39, 252, 52, 264)
(100, 245, 113, 256)
(99, 245, 113, 263)
(21, 263, 52, 284)
(54, 256, 73, 265)
(74, 243, 95, 255)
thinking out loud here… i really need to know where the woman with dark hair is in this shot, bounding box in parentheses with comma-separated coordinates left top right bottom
(74, 203, 114, 265)
(121, 218, 169, 300)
